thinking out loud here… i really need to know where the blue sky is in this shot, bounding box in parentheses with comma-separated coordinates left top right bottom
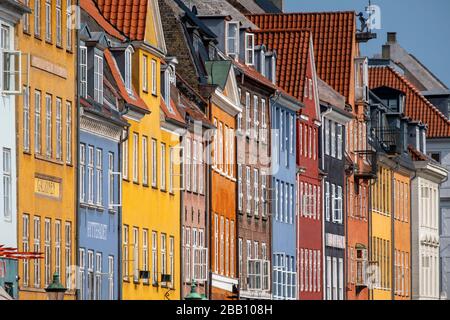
(285, 0, 450, 88)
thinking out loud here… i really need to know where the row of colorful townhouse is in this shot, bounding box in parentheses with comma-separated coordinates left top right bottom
(1, 0, 450, 301)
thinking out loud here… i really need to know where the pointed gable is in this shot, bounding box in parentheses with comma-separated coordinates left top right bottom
(369, 66, 450, 138)
(248, 12, 357, 102)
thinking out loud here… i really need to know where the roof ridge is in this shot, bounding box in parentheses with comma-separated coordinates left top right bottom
(246, 11, 357, 16)
(252, 28, 312, 34)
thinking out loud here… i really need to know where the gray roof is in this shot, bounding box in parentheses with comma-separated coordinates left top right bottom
(180, 0, 257, 29)
(227, 0, 266, 14)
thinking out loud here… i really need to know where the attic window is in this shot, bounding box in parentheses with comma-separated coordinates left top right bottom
(260, 50, 265, 77)
(125, 47, 133, 94)
(225, 21, 239, 60)
(271, 55, 276, 84)
(245, 33, 255, 66)
(355, 57, 369, 103)
(94, 54, 103, 104)
(415, 127, 420, 150)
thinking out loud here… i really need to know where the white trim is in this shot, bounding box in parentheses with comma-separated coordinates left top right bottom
(211, 273, 238, 292)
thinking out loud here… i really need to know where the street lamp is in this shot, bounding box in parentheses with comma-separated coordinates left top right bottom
(45, 273, 67, 300)
(184, 281, 203, 300)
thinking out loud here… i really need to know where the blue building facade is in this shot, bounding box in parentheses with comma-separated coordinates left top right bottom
(77, 25, 127, 300)
(271, 93, 302, 300)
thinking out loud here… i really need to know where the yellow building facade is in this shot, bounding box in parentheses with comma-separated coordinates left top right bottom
(16, 0, 77, 300)
(370, 163, 393, 300)
(120, 3, 181, 300)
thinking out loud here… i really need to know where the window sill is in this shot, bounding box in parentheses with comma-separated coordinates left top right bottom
(56, 44, 64, 50)
(133, 181, 140, 186)
(45, 40, 53, 46)
(23, 150, 32, 156)
(23, 30, 31, 36)
(35, 154, 65, 166)
(34, 35, 42, 41)
(66, 49, 74, 55)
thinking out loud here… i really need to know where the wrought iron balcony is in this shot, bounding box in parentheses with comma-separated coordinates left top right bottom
(353, 150, 377, 180)
(372, 128, 403, 156)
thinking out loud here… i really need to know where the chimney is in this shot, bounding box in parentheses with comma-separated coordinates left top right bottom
(382, 44, 391, 59)
(387, 32, 397, 43)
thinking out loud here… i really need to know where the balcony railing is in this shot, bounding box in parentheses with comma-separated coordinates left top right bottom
(372, 128, 402, 155)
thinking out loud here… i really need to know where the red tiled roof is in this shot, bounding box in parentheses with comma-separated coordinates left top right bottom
(103, 49, 149, 112)
(247, 12, 357, 102)
(253, 29, 310, 102)
(369, 66, 450, 138)
(232, 59, 277, 91)
(80, 0, 126, 41)
(94, 0, 147, 41)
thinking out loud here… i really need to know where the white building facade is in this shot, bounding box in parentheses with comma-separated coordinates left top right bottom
(411, 160, 448, 300)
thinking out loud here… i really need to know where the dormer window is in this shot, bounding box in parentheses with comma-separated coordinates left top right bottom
(94, 54, 104, 104)
(415, 126, 420, 150)
(422, 129, 427, 154)
(260, 50, 265, 77)
(245, 33, 255, 66)
(226, 21, 239, 60)
(125, 47, 133, 94)
(271, 55, 276, 84)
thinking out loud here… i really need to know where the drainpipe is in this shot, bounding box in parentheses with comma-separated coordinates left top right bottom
(206, 95, 213, 300)
(410, 168, 417, 300)
(75, 5, 81, 300)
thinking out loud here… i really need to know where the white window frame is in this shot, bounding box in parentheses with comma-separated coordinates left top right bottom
(132, 133, 139, 183)
(245, 33, 255, 65)
(45, 94, 52, 158)
(225, 21, 239, 59)
(151, 139, 157, 187)
(79, 46, 87, 98)
(160, 143, 166, 191)
(65, 102, 72, 164)
(94, 54, 104, 104)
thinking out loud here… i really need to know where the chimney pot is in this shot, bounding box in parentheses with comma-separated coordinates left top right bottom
(387, 32, 397, 43)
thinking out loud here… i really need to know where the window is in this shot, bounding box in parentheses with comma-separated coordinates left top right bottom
(225, 21, 239, 59)
(333, 185, 343, 223)
(79, 145, 86, 203)
(79, 46, 87, 98)
(254, 169, 259, 217)
(332, 257, 338, 299)
(169, 147, 175, 193)
(152, 139, 157, 187)
(125, 48, 133, 93)
(184, 227, 190, 282)
(261, 100, 267, 142)
(95, 253, 102, 299)
(23, 86, 30, 152)
(141, 136, 148, 185)
(2, 148, 11, 221)
(192, 141, 197, 192)
(87, 146, 94, 204)
(45, 94, 52, 158)
(45, 0, 52, 41)
(65, 222, 72, 289)
(169, 236, 174, 287)
(245, 33, 255, 65)
(79, 249, 85, 299)
(65, 102, 72, 164)
(132, 133, 139, 183)
(220, 217, 224, 274)
(87, 250, 94, 299)
(185, 138, 191, 191)
(225, 220, 229, 275)
(337, 124, 343, 160)
(214, 214, 218, 273)
(152, 231, 157, 284)
(325, 182, 330, 221)
(198, 142, 204, 194)
(133, 228, 139, 282)
(261, 172, 267, 218)
(160, 143, 166, 191)
(218, 123, 223, 170)
(56, 0, 62, 46)
(245, 93, 251, 136)
(309, 78, 313, 100)
(33, 217, 41, 288)
(142, 55, 148, 92)
(55, 220, 61, 275)
(44, 218, 51, 286)
(95, 149, 103, 206)
(246, 166, 251, 214)
(108, 256, 114, 300)
(230, 221, 235, 277)
(66, 0, 73, 50)
(122, 225, 129, 280)
(22, 214, 30, 287)
(161, 234, 167, 282)
(34, 0, 41, 37)
(56, 99, 62, 160)
(151, 59, 157, 95)
(290, 115, 294, 154)
(94, 54, 104, 104)
(238, 165, 243, 212)
(238, 238, 243, 284)
(271, 55, 276, 84)
(254, 96, 259, 140)
(23, 0, 30, 33)
(331, 121, 336, 158)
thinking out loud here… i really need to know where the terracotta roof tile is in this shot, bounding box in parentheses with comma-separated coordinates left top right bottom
(94, 0, 148, 41)
(103, 49, 149, 112)
(408, 145, 431, 162)
(80, 0, 126, 41)
(247, 12, 356, 102)
(161, 97, 186, 125)
(369, 66, 450, 138)
(232, 59, 277, 91)
(253, 29, 310, 102)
